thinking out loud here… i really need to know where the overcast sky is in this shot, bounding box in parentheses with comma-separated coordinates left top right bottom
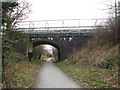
(25, 0, 117, 21)
(25, 0, 119, 51)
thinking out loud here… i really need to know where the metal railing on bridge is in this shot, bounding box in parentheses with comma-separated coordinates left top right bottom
(15, 19, 107, 35)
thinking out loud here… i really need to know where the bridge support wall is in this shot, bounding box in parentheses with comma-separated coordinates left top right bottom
(27, 40, 33, 61)
(27, 35, 93, 61)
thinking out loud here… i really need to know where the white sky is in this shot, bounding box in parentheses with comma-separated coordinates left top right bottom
(21, 0, 119, 29)
(26, 0, 116, 21)
(25, 0, 119, 51)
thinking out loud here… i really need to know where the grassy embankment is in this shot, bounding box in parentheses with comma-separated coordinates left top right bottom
(2, 51, 43, 88)
(57, 43, 118, 88)
(56, 17, 119, 88)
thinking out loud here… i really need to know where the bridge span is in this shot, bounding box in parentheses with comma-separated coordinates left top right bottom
(16, 19, 106, 61)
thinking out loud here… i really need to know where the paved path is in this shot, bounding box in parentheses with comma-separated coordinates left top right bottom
(36, 61, 81, 88)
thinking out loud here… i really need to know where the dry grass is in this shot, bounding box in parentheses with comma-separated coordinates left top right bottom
(57, 18, 119, 87)
(2, 59, 43, 88)
(57, 43, 119, 88)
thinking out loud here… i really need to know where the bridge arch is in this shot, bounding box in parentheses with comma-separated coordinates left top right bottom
(33, 40, 61, 61)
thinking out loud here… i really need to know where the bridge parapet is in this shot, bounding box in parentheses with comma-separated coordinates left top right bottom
(15, 28, 95, 37)
(15, 19, 107, 37)
(16, 19, 107, 29)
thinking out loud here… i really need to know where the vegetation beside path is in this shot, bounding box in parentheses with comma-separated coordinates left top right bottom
(56, 14, 119, 88)
(57, 44, 118, 88)
(2, 53, 43, 88)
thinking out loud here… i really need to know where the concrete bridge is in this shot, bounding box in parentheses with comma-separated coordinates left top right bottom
(16, 19, 106, 61)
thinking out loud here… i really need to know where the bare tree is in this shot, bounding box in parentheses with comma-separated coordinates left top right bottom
(2, 0, 31, 30)
(11, 0, 31, 28)
(52, 47, 58, 57)
(33, 45, 45, 59)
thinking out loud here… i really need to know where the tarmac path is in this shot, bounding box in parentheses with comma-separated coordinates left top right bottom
(36, 60, 81, 88)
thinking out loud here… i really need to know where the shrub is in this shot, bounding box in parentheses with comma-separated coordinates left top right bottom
(96, 59, 109, 69)
(94, 18, 119, 46)
(96, 56, 116, 69)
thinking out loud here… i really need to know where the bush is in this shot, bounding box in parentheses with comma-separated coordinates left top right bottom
(96, 59, 109, 69)
(96, 56, 116, 69)
(2, 30, 29, 66)
(94, 18, 119, 46)
(3, 51, 28, 66)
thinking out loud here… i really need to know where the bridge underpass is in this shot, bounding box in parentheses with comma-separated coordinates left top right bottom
(16, 19, 106, 61)
(33, 40, 60, 61)
(27, 32, 93, 61)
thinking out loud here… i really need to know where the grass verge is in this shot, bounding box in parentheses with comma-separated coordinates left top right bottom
(2, 59, 43, 88)
(56, 44, 118, 88)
